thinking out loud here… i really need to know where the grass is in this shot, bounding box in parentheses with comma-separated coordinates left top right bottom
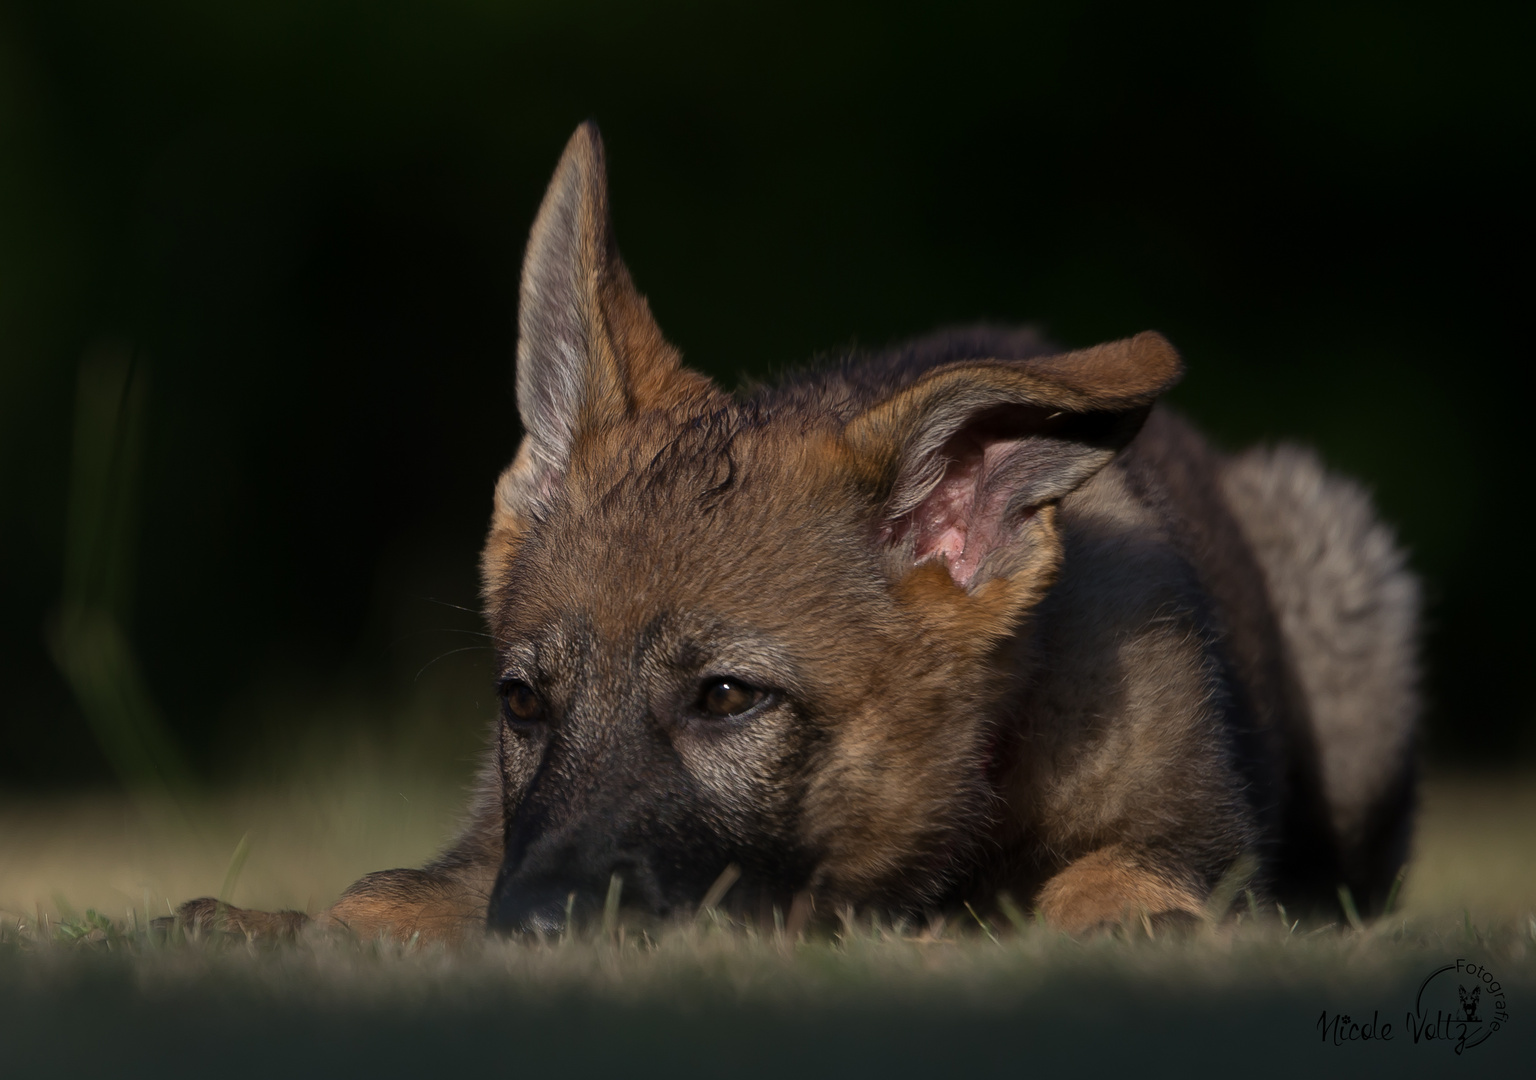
(25, 324, 1526, 1073)
(2, 772, 1533, 1075)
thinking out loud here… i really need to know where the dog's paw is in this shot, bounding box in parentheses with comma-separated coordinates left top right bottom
(151, 897, 309, 943)
(1034, 845, 1208, 937)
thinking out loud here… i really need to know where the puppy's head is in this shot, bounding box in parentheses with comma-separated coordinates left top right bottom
(480, 124, 1182, 932)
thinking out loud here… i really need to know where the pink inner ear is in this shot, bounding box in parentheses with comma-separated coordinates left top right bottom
(906, 440, 1028, 588)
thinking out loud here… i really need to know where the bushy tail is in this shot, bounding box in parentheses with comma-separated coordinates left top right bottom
(1222, 445, 1419, 909)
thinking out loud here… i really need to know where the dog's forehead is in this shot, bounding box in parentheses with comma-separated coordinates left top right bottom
(498, 408, 892, 657)
(565, 406, 849, 540)
(571, 415, 856, 577)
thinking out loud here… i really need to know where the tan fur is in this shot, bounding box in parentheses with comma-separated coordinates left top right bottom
(1034, 844, 1206, 933)
(163, 124, 1418, 943)
(318, 869, 491, 944)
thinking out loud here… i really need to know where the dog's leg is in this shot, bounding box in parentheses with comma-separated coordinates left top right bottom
(160, 803, 501, 945)
(160, 862, 496, 945)
(158, 897, 310, 942)
(313, 863, 495, 944)
(1033, 843, 1206, 934)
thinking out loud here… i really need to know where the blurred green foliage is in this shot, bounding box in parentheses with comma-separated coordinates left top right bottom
(46, 348, 192, 795)
(1, 0, 1531, 786)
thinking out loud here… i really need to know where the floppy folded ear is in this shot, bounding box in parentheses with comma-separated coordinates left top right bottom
(512, 122, 714, 485)
(845, 332, 1183, 593)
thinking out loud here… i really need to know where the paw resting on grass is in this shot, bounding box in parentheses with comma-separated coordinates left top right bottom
(151, 897, 309, 943)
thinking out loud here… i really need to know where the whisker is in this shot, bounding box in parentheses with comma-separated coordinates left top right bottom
(390, 627, 494, 645)
(414, 645, 497, 681)
(415, 596, 483, 616)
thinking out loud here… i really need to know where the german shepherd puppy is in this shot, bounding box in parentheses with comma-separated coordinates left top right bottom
(170, 123, 1418, 942)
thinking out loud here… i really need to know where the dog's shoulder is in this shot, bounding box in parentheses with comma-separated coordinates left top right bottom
(1008, 407, 1285, 876)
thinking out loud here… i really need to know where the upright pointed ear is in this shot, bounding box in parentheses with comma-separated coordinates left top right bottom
(514, 122, 713, 480)
(845, 332, 1183, 594)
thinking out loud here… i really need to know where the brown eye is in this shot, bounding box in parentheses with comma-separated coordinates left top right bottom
(698, 677, 766, 719)
(500, 679, 543, 724)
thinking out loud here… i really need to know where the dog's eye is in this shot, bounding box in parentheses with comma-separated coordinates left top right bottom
(697, 677, 766, 719)
(499, 679, 544, 724)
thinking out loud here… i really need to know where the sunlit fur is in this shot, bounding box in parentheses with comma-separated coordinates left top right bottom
(167, 125, 1418, 943)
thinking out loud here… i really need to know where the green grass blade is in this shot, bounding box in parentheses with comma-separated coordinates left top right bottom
(1204, 852, 1259, 927)
(963, 902, 999, 944)
(1382, 865, 1407, 916)
(996, 892, 1030, 935)
(219, 832, 252, 908)
(1337, 885, 1365, 932)
(695, 863, 741, 920)
(602, 872, 623, 938)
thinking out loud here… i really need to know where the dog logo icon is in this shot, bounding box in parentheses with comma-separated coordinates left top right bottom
(1458, 985, 1481, 1023)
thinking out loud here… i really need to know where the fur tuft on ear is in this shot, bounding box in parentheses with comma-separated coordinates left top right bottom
(847, 333, 1183, 590)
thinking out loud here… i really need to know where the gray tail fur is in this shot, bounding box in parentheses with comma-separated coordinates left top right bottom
(1222, 445, 1420, 911)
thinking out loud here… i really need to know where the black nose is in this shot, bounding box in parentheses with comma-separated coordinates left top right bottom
(490, 881, 584, 936)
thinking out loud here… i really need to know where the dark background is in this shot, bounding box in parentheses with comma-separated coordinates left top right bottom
(2, 0, 1531, 789)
